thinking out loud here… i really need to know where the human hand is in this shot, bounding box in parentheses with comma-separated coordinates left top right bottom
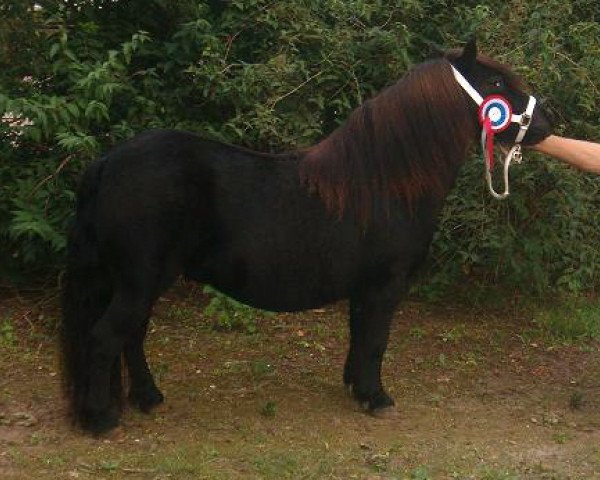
(532, 135, 600, 174)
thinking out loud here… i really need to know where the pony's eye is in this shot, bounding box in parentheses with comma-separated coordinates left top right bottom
(492, 78, 504, 89)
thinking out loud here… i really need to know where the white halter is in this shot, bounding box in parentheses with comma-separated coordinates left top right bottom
(451, 65, 537, 199)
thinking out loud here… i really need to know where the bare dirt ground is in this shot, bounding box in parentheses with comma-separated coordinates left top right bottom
(1, 285, 599, 479)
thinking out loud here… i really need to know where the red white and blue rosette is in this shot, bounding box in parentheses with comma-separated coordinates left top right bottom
(478, 95, 512, 133)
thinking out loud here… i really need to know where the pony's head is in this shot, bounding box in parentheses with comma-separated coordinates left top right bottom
(301, 40, 554, 224)
(446, 38, 553, 147)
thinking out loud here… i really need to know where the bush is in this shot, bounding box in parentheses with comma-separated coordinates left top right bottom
(202, 286, 271, 333)
(0, 0, 598, 295)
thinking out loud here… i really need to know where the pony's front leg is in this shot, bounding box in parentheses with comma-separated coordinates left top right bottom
(345, 279, 405, 413)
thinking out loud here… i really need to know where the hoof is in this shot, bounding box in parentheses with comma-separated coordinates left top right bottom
(81, 407, 120, 436)
(369, 405, 398, 419)
(129, 386, 164, 413)
(97, 425, 126, 441)
(355, 389, 395, 413)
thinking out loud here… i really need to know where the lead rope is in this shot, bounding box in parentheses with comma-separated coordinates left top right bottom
(481, 118, 523, 199)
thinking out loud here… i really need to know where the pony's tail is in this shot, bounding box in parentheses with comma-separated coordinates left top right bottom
(61, 160, 114, 425)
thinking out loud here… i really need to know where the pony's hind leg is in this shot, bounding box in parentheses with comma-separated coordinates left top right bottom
(345, 277, 405, 413)
(83, 285, 154, 434)
(125, 318, 164, 412)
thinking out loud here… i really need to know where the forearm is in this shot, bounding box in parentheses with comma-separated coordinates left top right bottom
(532, 135, 600, 174)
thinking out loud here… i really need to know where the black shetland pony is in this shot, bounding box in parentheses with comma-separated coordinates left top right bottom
(62, 39, 552, 434)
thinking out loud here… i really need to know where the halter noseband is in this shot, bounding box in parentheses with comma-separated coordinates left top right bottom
(451, 65, 537, 199)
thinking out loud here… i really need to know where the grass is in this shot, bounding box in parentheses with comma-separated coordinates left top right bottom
(252, 451, 300, 477)
(437, 324, 467, 344)
(203, 285, 273, 334)
(149, 446, 223, 477)
(552, 431, 572, 444)
(532, 296, 600, 343)
(410, 465, 431, 479)
(478, 467, 520, 480)
(0, 317, 17, 349)
(260, 400, 277, 417)
(251, 359, 276, 378)
(2, 291, 600, 479)
(161, 303, 202, 325)
(409, 326, 427, 340)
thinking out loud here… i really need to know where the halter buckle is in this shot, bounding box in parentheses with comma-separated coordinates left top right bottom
(512, 144, 523, 164)
(520, 113, 532, 128)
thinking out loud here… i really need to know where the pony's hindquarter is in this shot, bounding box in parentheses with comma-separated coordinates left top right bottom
(61, 160, 117, 430)
(61, 134, 185, 432)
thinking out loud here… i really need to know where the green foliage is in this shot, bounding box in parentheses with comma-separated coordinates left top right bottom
(438, 324, 466, 344)
(202, 286, 270, 333)
(418, 0, 600, 295)
(410, 465, 432, 480)
(251, 359, 276, 378)
(0, 319, 16, 349)
(1, 0, 599, 295)
(533, 297, 600, 343)
(260, 400, 277, 417)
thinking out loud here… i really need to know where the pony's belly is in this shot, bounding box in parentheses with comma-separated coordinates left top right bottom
(188, 255, 349, 312)
(221, 287, 339, 313)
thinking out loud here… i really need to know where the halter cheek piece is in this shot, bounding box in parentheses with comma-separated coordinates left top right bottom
(451, 65, 537, 199)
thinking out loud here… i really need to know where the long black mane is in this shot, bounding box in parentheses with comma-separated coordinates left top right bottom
(300, 58, 477, 223)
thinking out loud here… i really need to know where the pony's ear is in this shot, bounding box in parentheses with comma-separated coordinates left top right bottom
(455, 37, 477, 72)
